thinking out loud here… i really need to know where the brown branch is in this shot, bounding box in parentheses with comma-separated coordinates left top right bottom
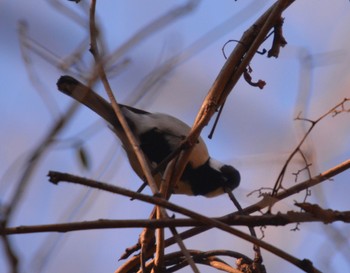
(272, 97, 350, 196)
(158, 162, 200, 273)
(0, 101, 78, 273)
(295, 203, 350, 224)
(142, 250, 245, 273)
(170, 0, 295, 203)
(128, 1, 270, 107)
(157, 158, 350, 256)
(153, 208, 165, 273)
(160, 159, 350, 273)
(166, 226, 200, 273)
(226, 190, 263, 268)
(88, 3, 202, 269)
(45, 170, 324, 273)
(88, 0, 159, 196)
(3, 207, 350, 235)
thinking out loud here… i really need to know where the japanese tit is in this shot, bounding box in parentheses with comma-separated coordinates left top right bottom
(57, 76, 240, 197)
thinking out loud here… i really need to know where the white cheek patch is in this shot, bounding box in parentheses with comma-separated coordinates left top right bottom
(207, 158, 223, 172)
(189, 139, 209, 168)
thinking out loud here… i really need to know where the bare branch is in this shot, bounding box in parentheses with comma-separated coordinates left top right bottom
(88, 0, 159, 196)
(272, 98, 350, 196)
(3, 206, 350, 235)
(170, 0, 296, 212)
(45, 170, 326, 273)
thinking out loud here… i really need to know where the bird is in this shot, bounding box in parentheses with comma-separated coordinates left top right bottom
(56, 75, 240, 197)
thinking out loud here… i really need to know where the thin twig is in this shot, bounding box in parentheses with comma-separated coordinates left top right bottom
(3, 156, 343, 271)
(159, 158, 350, 273)
(272, 98, 350, 195)
(0, 102, 78, 273)
(169, 0, 295, 204)
(226, 191, 264, 269)
(106, 0, 200, 69)
(89, 4, 162, 271)
(44, 170, 325, 273)
(139, 250, 243, 273)
(3, 206, 350, 234)
(0, 235, 19, 273)
(89, 0, 159, 195)
(157, 160, 199, 273)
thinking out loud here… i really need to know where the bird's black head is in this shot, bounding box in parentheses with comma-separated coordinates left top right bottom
(181, 158, 240, 197)
(219, 164, 241, 192)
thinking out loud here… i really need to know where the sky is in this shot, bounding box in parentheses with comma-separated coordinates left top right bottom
(0, 1, 350, 273)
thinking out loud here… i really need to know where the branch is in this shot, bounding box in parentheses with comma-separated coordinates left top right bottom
(295, 203, 350, 224)
(158, 159, 350, 273)
(143, 250, 247, 273)
(88, 3, 201, 271)
(44, 170, 323, 273)
(88, 0, 159, 196)
(3, 208, 350, 235)
(0, 99, 78, 273)
(272, 98, 350, 195)
(170, 0, 295, 202)
(33, 158, 349, 272)
(226, 191, 263, 268)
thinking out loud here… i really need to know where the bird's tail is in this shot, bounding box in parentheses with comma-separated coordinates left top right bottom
(57, 76, 120, 128)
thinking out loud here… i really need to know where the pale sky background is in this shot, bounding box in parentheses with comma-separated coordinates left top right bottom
(1, 1, 350, 273)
